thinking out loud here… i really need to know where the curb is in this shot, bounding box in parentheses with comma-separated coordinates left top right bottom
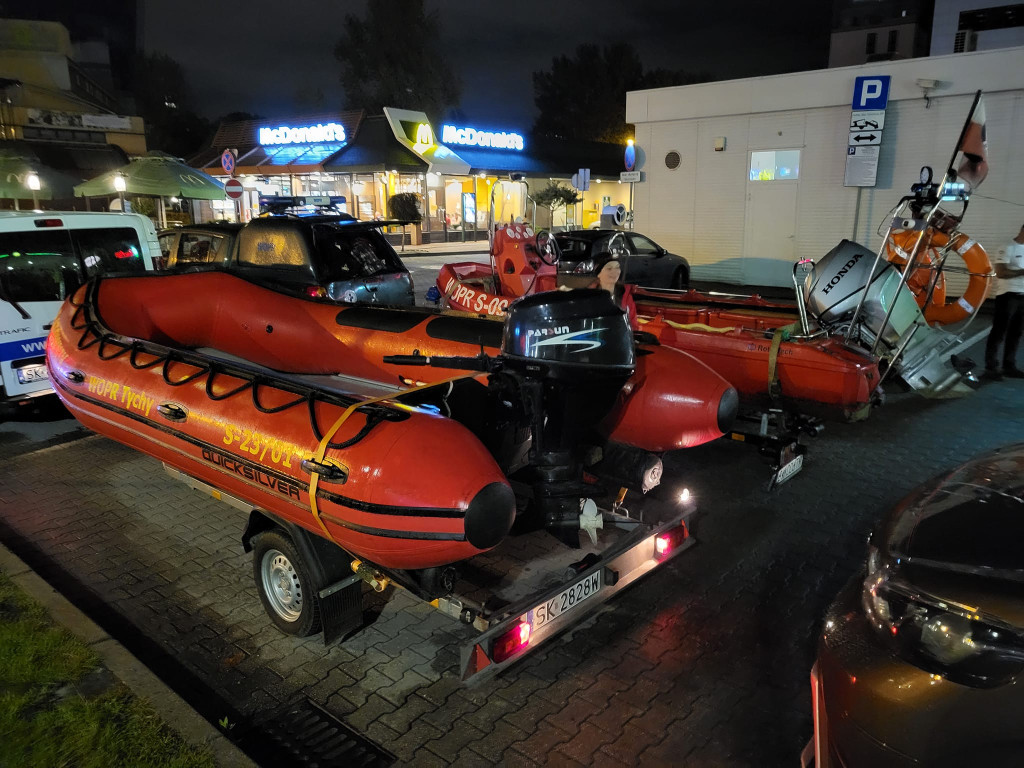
(0, 542, 257, 768)
(398, 249, 488, 258)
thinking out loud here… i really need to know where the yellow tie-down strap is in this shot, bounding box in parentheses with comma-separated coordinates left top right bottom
(637, 315, 736, 334)
(307, 373, 477, 544)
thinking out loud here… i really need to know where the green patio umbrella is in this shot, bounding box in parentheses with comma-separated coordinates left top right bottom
(0, 147, 78, 201)
(74, 154, 225, 200)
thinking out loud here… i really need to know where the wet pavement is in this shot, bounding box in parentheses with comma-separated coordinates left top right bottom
(1, 359, 1022, 766)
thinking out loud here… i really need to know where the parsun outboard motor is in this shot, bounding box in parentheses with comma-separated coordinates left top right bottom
(501, 289, 635, 545)
(384, 289, 639, 547)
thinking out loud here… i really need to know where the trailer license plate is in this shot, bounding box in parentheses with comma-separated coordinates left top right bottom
(530, 571, 601, 630)
(775, 453, 803, 485)
(16, 364, 48, 384)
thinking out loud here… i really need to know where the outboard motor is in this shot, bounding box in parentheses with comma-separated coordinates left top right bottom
(806, 240, 925, 347)
(805, 239, 973, 396)
(501, 290, 636, 544)
(385, 289, 648, 547)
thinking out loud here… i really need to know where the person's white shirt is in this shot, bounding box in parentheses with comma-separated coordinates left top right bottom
(993, 239, 1024, 296)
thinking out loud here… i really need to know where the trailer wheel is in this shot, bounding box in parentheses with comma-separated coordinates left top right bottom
(252, 530, 322, 637)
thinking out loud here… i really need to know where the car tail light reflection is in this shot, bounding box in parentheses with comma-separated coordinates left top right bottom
(493, 621, 531, 663)
(305, 285, 327, 298)
(655, 523, 689, 558)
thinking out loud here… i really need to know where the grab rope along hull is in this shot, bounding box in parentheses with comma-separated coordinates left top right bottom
(46, 279, 515, 570)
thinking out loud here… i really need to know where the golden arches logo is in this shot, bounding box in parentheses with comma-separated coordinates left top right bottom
(414, 123, 433, 149)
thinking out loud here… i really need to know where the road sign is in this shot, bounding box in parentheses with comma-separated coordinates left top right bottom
(571, 167, 591, 191)
(850, 110, 885, 131)
(844, 146, 880, 187)
(848, 131, 881, 146)
(224, 178, 244, 200)
(624, 143, 636, 171)
(620, 171, 642, 182)
(220, 149, 236, 175)
(852, 75, 890, 110)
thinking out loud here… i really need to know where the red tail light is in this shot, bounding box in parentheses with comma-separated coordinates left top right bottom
(305, 285, 327, 298)
(34, 218, 64, 228)
(492, 621, 531, 663)
(654, 523, 689, 559)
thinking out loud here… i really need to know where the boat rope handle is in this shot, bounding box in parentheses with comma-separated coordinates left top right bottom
(637, 316, 737, 334)
(68, 278, 407, 451)
(307, 373, 477, 545)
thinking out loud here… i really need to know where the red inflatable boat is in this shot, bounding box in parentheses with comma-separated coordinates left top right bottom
(47, 271, 736, 567)
(437, 225, 881, 421)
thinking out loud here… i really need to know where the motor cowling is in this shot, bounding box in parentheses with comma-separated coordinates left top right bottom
(501, 289, 635, 381)
(806, 239, 926, 347)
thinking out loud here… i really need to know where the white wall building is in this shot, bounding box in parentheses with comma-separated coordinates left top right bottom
(931, 1, 1024, 54)
(625, 46, 1024, 288)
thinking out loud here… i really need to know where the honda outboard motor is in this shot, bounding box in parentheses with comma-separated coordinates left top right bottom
(806, 240, 924, 347)
(502, 290, 637, 545)
(805, 240, 971, 396)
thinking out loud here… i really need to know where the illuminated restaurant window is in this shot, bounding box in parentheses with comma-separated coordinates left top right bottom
(749, 150, 801, 181)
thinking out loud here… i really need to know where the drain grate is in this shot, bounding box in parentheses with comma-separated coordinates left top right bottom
(234, 697, 395, 767)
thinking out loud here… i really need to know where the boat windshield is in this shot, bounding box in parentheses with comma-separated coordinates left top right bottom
(491, 180, 528, 228)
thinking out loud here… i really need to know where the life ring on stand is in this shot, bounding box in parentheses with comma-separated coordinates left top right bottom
(885, 228, 992, 325)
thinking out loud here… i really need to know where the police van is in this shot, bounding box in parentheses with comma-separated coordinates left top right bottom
(0, 212, 159, 409)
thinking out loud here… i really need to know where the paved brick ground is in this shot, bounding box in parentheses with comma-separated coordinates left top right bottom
(1, 374, 1022, 766)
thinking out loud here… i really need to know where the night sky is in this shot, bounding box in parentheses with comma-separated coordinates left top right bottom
(141, 0, 833, 127)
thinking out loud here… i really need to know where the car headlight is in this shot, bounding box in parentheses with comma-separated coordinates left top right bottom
(573, 259, 595, 274)
(861, 546, 1024, 688)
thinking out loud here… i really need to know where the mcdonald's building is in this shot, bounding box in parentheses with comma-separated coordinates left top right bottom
(190, 107, 628, 241)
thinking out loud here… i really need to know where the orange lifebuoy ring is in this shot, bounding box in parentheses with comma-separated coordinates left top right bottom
(885, 228, 992, 325)
(886, 230, 947, 311)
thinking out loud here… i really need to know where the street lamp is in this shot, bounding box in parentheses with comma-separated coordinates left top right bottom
(26, 171, 40, 209)
(113, 173, 126, 210)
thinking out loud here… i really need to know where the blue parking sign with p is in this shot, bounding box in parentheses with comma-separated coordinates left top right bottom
(852, 76, 890, 110)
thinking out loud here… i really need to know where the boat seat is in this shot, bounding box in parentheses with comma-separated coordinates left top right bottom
(194, 347, 401, 401)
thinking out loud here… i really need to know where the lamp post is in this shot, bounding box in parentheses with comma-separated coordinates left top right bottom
(113, 173, 126, 210)
(26, 171, 40, 209)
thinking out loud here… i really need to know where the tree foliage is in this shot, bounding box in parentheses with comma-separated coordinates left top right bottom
(532, 44, 709, 143)
(334, 0, 459, 120)
(388, 192, 422, 224)
(132, 53, 211, 158)
(532, 183, 582, 212)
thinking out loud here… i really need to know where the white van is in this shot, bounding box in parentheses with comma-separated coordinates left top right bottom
(0, 211, 159, 407)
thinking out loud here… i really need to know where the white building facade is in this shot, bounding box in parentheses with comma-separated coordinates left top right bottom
(625, 47, 1024, 288)
(931, 1, 1024, 55)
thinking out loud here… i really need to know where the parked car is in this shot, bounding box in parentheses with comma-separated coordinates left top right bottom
(0, 211, 158, 409)
(157, 222, 242, 271)
(803, 443, 1024, 768)
(554, 229, 689, 289)
(158, 217, 414, 306)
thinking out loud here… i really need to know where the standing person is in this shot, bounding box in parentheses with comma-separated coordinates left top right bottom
(984, 223, 1024, 380)
(588, 253, 637, 329)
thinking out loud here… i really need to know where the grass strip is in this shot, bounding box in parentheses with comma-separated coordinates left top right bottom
(0, 569, 215, 768)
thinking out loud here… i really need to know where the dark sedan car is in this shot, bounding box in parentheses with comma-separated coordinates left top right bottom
(554, 229, 689, 289)
(804, 444, 1024, 767)
(158, 217, 414, 306)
